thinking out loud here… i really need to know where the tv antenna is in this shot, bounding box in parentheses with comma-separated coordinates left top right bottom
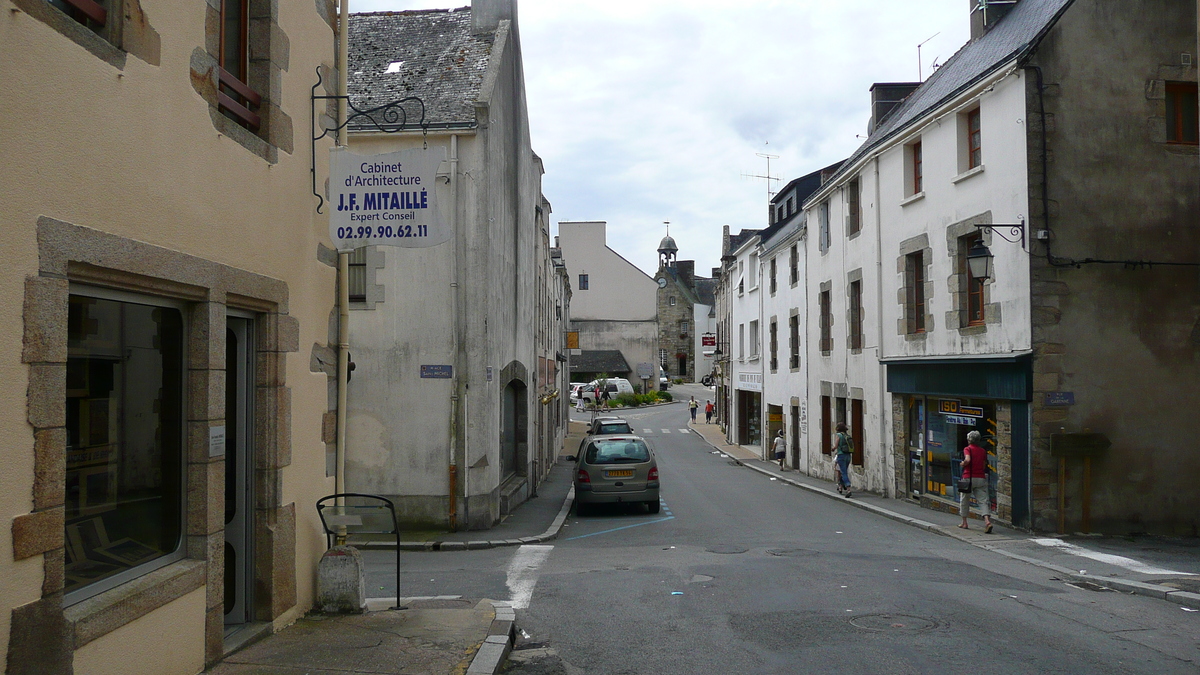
(741, 148, 781, 204)
(917, 32, 939, 81)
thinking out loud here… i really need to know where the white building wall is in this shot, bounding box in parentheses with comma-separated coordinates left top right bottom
(557, 221, 657, 321)
(692, 303, 717, 381)
(728, 235, 764, 450)
(760, 228, 809, 469)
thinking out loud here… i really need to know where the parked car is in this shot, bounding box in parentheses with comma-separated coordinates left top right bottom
(577, 417, 633, 456)
(579, 377, 635, 404)
(568, 382, 588, 401)
(659, 367, 669, 389)
(574, 434, 659, 515)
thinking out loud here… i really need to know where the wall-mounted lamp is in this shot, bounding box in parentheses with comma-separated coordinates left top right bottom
(971, 219, 1027, 282)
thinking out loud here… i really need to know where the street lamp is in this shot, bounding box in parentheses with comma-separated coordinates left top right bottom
(966, 238, 993, 281)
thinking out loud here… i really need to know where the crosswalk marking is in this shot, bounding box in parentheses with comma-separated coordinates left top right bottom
(661, 429, 671, 433)
(678, 428, 690, 433)
(642, 429, 652, 433)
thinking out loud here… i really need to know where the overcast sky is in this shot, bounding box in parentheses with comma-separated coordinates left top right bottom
(351, 0, 972, 277)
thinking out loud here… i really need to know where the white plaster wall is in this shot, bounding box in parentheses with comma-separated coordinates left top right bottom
(728, 235, 763, 447)
(557, 221, 657, 321)
(760, 229, 809, 468)
(692, 303, 717, 380)
(879, 71, 1032, 359)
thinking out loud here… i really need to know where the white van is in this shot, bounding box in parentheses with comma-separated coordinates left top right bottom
(580, 377, 635, 403)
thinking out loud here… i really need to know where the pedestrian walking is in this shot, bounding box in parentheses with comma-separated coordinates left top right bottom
(772, 429, 787, 469)
(958, 430, 993, 533)
(600, 384, 611, 410)
(704, 399, 714, 424)
(575, 391, 585, 413)
(688, 396, 698, 423)
(834, 423, 853, 497)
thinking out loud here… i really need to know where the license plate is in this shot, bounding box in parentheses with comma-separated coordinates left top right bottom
(606, 469, 634, 478)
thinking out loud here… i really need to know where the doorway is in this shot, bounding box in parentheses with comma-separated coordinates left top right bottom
(676, 355, 687, 380)
(224, 316, 255, 628)
(501, 381, 527, 480)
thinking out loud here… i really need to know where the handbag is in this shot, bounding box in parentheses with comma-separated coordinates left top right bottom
(956, 476, 972, 493)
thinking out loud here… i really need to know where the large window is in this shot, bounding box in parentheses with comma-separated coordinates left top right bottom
(788, 314, 800, 370)
(218, 0, 262, 131)
(967, 108, 982, 168)
(1166, 82, 1199, 145)
(769, 318, 778, 372)
(847, 179, 861, 236)
(749, 320, 760, 358)
(819, 289, 832, 353)
(769, 257, 777, 295)
(905, 251, 926, 334)
(65, 292, 185, 600)
(818, 201, 831, 252)
(963, 234, 985, 326)
(789, 244, 798, 286)
(849, 280, 863, 350)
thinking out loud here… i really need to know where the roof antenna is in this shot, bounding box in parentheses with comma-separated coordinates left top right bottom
(917, 32, 940, 81)
(740, 143, 781, 204)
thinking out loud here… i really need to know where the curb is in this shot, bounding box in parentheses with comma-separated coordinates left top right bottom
(356, 486, 576, 552)
(466, 601, 517, 675)
(697, 432, 1200, 611)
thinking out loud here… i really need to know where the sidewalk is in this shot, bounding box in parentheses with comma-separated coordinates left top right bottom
(208, 429, 584, 674)
(687, 421, 1200, 611)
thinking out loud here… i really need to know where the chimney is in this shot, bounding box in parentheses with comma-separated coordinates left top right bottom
(472, 0, 517, 35)
(970, 0, 1020, 40)
(868, 82, 921, 134)
(677, 261, 695, 288)
(711, 267, 722, 280)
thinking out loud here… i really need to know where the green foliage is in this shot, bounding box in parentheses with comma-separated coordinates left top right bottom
(615, 392, 640, 407)
(657, 391, 673, 402)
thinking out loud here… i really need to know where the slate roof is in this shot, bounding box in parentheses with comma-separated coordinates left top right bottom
(760, 161, 843, 251)
(348, 8, 493, 129)
(694, 278, 717, 308)
(570, 350, 631, 375)
(723, 229, 761, 261)
(812, 0, 1073, 197)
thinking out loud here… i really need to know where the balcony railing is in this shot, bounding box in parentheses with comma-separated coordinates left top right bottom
(218, 66, 262, 131)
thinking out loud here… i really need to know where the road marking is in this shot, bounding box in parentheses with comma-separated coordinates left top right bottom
(642, 428, 653, 433)
(564, 515, 675, 541)
(678, 428, 690, 433)
(505, 544, 554, 609)
(1031, 538, 1196, 576)
(661, 429, 671, 433)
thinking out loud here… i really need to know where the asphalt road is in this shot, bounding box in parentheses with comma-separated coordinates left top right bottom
(368, 402, 1200, 674)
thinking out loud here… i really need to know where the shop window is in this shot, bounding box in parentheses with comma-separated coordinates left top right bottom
(851, 399, 864, 466)
(1165, 82, 1199, 145)
(820, 395, 832, 454)
(916, 397, 997, 510)
(65, 292, 185, 601)
(905, 251, 926, 334)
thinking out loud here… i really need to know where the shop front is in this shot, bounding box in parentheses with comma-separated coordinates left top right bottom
(734, 372, 763, 449)
(886, 356, 1031, 528)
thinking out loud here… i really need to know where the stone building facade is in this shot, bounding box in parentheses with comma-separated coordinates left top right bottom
(655, 235, 716, 382)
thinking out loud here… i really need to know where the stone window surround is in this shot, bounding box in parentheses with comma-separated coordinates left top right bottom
(897, 234, 934, 340)
(846, 268, 864, 354)
(12, 216, 299, 670)
(349, 245, 386, 310)
(11, 0, 162, 70)
(189, 0, 296, 164)
(788, 307, 800, 372)
(768, 315, 778, 373)
(1147, 67, 1199, 154)
(944, 212, 1002, 333)
(818, 280, 833, 356)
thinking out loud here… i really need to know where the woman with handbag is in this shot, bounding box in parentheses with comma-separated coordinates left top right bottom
(958, 430, 993, 533)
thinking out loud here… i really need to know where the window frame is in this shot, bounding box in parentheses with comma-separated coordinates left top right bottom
(849, 279, 863, 351)
(818, 201, 831, 252)
(820, 395, 832, 455)
(347, 247, 368, 303)
(905, 251, 926, 334)
(769, 318, 778, 372)
(769, 257, 777, 295)
(819, 289, 832, 353)
(912, 141, 923, 194)
(964, 234, 985, 326)
(1165, 81, 1199, 145)
(578, 273, 589, 291)
(63, 284, 189, 606)
(788, 314, 800, 370)
(789, 244, 798, 286)
(967, 108, 982, 168)
(847, 178, 861, 237)
(217, 0, 263, 132)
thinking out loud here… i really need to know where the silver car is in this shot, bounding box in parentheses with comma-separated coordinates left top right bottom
(574, 435, 659, 515)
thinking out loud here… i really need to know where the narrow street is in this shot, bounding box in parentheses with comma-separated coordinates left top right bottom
(361, 399, 1198, 674)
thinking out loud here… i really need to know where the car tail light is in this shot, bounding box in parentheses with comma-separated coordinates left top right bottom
(647, 467, 659, 481)
(577, 469, 591, 483)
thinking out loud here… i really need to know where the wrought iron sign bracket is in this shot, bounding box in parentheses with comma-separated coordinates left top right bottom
(974, 219, 1027, 251)
(311, 67, 428, 213)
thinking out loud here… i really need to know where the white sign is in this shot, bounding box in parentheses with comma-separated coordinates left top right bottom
(736, 372, 763, 392)
(329, 147, 449, 250)
(208, 425, 226, 458)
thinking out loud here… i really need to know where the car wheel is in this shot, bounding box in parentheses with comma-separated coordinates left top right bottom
(646, 500, 660, 514)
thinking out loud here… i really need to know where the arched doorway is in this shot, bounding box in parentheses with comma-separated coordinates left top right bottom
(501, 380, 528, 479)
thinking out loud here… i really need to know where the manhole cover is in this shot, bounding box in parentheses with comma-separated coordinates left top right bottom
(766, 548, 819, 557)
(705, 545, 749, 554)
(850, 614, 938, 632)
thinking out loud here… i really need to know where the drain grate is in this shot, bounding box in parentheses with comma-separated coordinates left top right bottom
(1066, 581, 1113, 592)
(850, 614, 938, 632)
(705, 545, 749, 554)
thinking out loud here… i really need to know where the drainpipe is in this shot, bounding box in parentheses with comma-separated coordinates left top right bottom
(448, 134, 462, 530)
(335, 0, 351, 515)
(873, 156, 890, 498)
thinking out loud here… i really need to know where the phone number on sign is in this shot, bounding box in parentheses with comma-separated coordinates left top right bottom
(336, 225, 429, 239)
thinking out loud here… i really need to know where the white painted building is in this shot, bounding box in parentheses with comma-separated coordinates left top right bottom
(557, 220, 659, 385)
(343, 0, 564, 530)
(725, 230, 765, 452)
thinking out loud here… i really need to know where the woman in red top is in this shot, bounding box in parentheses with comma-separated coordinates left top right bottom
(958, 430, 993, 533)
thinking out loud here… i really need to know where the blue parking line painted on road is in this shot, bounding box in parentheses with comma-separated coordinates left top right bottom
(563, 515, 675, 541)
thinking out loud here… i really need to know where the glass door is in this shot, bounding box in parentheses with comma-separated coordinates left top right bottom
(224, 316, 254, 627)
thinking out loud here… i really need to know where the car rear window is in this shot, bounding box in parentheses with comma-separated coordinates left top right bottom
(586, 439, 650, 464)
(595, 423, 632, 435)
